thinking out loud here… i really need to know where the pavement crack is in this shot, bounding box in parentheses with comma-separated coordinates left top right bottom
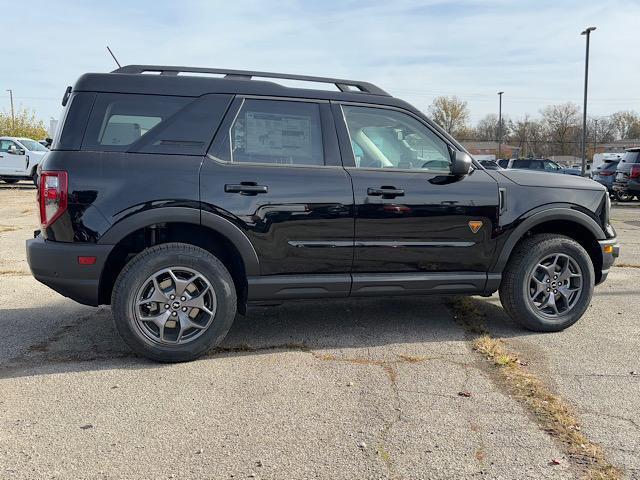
(448, 296, 624, 480)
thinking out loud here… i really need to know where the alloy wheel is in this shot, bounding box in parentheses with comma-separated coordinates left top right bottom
(133, 267, 217, 345)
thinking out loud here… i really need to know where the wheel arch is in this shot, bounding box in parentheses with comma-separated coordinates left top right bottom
(493, 207, 605, 282)
(97, 207, 259, 311)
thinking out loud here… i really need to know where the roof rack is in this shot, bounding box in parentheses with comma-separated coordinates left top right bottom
(111, 65, 390, 96)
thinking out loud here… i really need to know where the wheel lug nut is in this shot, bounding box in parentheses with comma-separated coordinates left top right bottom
(180, 296, 186, 301)
(547, 279, 550, 283)
(164, 304, 170, 309)
(553, 275, 557, 280)
(172, 311, 177, 316)
(547, 288, 550, 292)
(554, 289, 558, 293)
(182, 307, 187, 312)
(170, 295, 175, 300)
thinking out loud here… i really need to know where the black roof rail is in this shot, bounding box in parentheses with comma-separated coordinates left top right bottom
(111, 65, 390, 96)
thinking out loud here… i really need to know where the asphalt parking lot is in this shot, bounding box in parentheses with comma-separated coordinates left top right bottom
(1, 182, 638, 479)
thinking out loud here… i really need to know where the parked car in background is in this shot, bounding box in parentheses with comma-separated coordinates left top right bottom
(0, 137, 49, 185)
(497, 158, 581, 175)
(612, 147, 640, 201)
(479, 159, 502, 170)
(593, 160, 620, 196)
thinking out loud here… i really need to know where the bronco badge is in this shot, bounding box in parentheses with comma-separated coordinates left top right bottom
(468, 221, 483, 233)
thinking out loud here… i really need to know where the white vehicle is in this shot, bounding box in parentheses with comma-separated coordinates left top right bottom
(0, 136, 49, 185)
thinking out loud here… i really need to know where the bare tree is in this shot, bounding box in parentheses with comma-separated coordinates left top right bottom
(587, 116, 616, 145)
(428, 96, 469, 137)
(475, 114, 499, 141)
(610, 111, 640, 140)
(540, 102, 580, 156)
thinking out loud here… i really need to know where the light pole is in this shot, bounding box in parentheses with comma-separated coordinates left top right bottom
(6, 89, 15, 133)
(580, 27, 596, 176)
(497, 91, 504, 160)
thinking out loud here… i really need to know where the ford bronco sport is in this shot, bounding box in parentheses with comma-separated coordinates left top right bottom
(26, 65, 619, 362)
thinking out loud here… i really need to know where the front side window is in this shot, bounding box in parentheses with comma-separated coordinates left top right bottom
(228, 99, 324, 166)
(341, 106, 451, 172)
(0, 140, 19, 153)
(544, 160, 560, 171)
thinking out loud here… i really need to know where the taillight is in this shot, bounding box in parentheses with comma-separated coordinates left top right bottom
(39, 171, 68, 229)
(630, 165, 640, 179)
(600, 171, 614, 176)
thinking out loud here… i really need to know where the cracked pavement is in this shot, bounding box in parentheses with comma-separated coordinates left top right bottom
(1, 184, 638, 479)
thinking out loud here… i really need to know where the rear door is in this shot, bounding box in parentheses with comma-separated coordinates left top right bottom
(333, 103, 499, 293)
(201, 97, 354, 298)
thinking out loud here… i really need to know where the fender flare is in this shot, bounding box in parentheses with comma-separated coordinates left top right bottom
(98, 206, 260, 276)
(491, 207, 605, 273)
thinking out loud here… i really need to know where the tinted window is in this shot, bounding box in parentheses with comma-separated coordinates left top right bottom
(342, 106, 450, 172)
(83, 94, 190, 152)
(544, 160, 560, 171)
(497, 159, 509, 168)
(512, 159, 531, 169)
(227, 99, 324, 166)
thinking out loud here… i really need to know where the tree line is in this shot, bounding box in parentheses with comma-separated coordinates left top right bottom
(428, 96, 640, 158)
(0, 107, 49, 139)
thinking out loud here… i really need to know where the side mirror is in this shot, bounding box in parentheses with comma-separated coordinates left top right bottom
(451, 151, 472, 176)
(7, 145, 24, 155)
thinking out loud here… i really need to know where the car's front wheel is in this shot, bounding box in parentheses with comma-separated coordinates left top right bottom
(111, 243, 237, 362)
(499, 234, 594, 332)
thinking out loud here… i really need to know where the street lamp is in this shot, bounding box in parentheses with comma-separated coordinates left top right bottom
(497, 91, 504, 160)
(6, 89, 14, 133)
(580, 26, 596, 176)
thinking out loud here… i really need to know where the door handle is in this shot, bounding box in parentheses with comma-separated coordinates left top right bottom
(225, 183, 268, 195)
(367, 186, 405, 198)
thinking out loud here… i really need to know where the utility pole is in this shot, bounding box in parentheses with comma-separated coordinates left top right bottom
(497, 91, 504, 160)
(593, 118, 598, 154)
(580, 27, 596, 176)
(6, 89, 15, 133)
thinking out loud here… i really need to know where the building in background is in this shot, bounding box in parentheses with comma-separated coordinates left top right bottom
(462, 141, 521, 160)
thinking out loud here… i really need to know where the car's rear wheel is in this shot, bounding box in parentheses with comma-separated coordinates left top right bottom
(2, 179, 19, 185)
(615, 190, 633, 202)
(111, 243, 237, 362)
(499, 234, 594, 332)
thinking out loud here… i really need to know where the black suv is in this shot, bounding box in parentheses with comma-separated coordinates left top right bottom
(612, 147, 640, 200)
(27, 65, 619, 362)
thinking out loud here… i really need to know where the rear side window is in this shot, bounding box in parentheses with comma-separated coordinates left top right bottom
(226, 99, 324, 166)
(497, 159, 509, 168)
(512, 160, 531, 169)
(83, 94, 189, 151)
(621, 151, 640, 164)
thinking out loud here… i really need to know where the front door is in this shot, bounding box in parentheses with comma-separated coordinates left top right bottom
(202, 97, 354, 298)
(334, 103, 499, 293)
(0, 139, 25, 175)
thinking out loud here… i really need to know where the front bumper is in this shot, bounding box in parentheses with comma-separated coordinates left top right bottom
(596, 238, 620, 285)
(26, 236, 113, 306)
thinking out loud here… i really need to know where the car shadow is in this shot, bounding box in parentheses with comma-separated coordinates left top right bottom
(0, 295, 529, 380)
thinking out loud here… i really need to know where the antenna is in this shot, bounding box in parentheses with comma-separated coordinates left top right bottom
(106, 46, 121, 68)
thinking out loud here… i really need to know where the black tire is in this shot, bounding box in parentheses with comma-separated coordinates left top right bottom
(112, 242, 237, 362)
(2, 179, 19, 185)
(32, 171, 38, 186)
(615, 190, 632, 202)
(499, 234, 594, 332)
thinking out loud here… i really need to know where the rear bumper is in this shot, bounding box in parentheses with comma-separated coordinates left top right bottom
(26, 236, 113, 306)
(596, 238, 620, 285)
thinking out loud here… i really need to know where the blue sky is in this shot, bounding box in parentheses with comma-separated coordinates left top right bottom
(2, 0, 639, 127)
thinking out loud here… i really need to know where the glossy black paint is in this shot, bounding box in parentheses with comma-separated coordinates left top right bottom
(28, 68, 618, 307)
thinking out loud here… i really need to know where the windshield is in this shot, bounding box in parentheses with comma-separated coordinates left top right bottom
(17, 139, 48, 152)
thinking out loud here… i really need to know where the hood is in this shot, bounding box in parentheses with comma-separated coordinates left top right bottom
(496, 169, 605, 191)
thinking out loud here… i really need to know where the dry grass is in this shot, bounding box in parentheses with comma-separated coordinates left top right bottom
(449, 297, 622, 480)
(0, 225, 19, 233)
(614, 263, 640, 269)
(0, 269, 29, 276)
